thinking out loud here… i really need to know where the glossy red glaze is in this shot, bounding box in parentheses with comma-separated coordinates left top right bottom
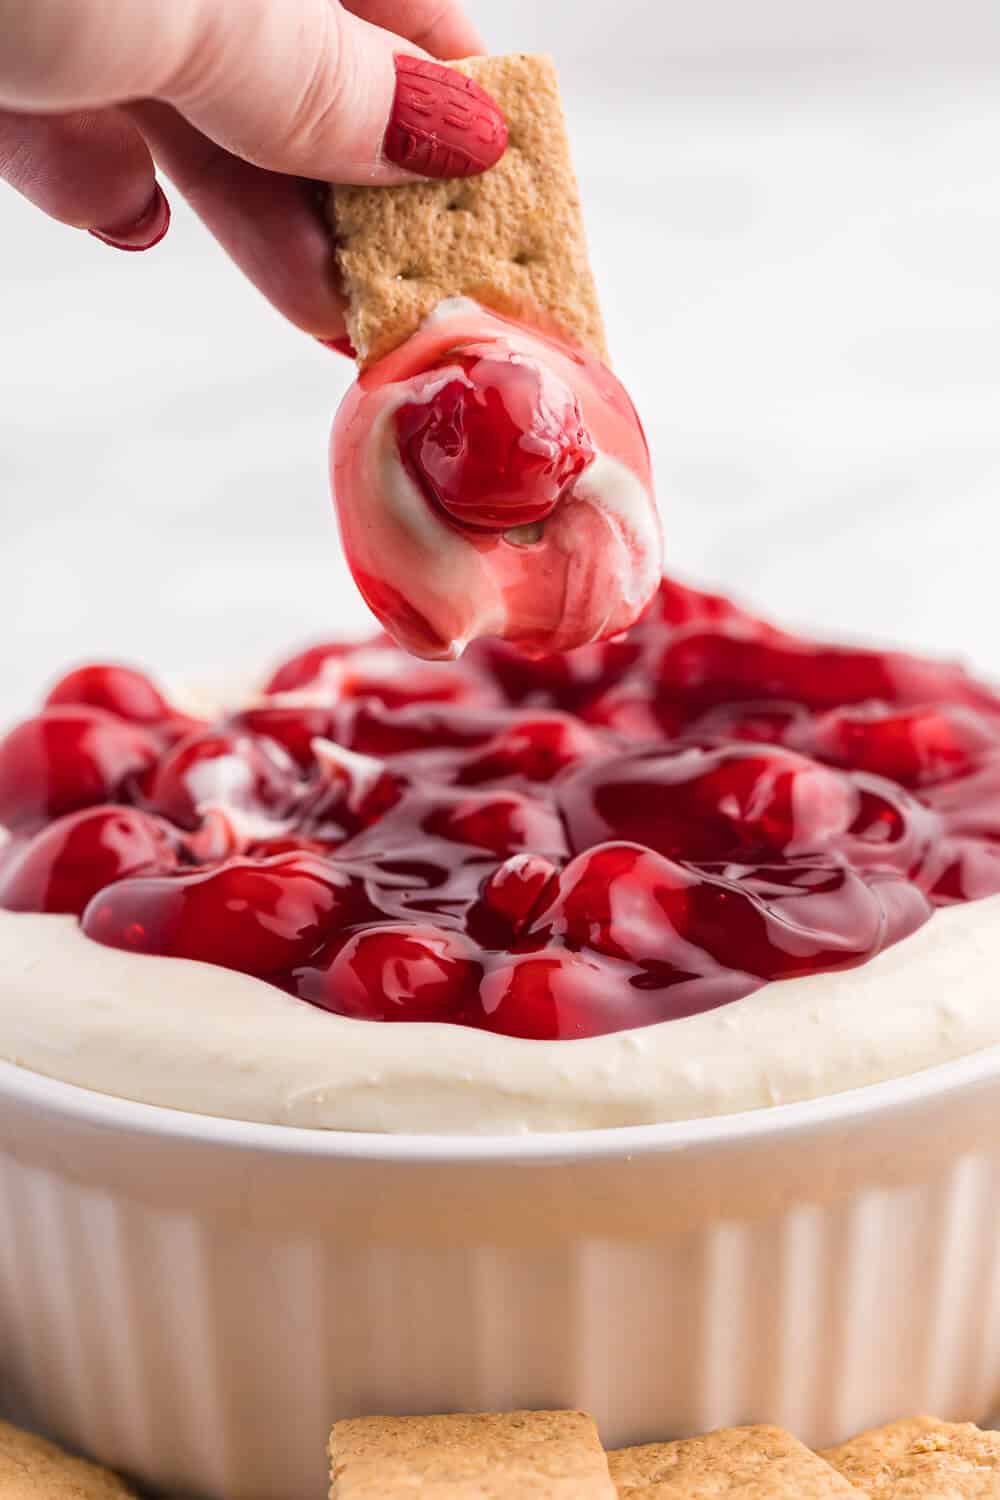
(5, 577, 1000, 1038)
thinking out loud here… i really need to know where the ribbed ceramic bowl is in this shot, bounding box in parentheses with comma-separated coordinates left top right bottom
(2, 1050, 1000, 1500)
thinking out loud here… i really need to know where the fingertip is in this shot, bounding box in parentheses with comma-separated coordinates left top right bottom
(0, 107, 163, 234)
(89, 181, 171, 251)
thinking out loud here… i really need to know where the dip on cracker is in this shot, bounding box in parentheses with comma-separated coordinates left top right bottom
(328, 54, 662, 660)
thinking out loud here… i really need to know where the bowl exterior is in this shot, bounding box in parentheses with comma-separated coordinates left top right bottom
(2, 1060, 1000, 1500)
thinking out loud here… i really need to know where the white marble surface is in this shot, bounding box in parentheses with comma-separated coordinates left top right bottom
(1, 35, 999, 719)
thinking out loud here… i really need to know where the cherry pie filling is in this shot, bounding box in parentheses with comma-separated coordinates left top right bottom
(2, 578, 1000, 1041)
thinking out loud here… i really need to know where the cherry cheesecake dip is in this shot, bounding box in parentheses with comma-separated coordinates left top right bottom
(1, 578, 999, 1133)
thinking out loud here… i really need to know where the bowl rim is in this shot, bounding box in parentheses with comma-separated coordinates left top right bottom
(3, 1041, 1000, 1164)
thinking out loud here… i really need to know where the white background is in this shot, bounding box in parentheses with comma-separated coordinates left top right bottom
(1, 1, 999, 717)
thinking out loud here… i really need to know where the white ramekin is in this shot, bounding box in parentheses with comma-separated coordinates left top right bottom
(2, 1051, 1000, 1500)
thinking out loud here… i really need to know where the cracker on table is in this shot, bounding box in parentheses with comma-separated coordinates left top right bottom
(822, 1415, 1000, 1496)
(331, 54, 608, 367)
(609, 1425, 863, 1497)
(0, 1421, 137, 1499)
(329, 1409, 615, 1498)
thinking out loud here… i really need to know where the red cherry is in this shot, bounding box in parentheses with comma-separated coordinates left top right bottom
(917, 756, 1000, 839)
(559, 745, 856, 862)
(657, 628, 997, 714)
(473, 953, 635, 1040)
(842, 780, 940, 882)
(534, 842, 693, 962)
(333, 700, 508, 757)
(295, 923, 481, 1022)
(680, 863, 930, 980)
(800, 705, 998, 787)
(140, 730, 300, 831)
(0, 708, 159, 832)
(426, 790, 566, 858)
(465, 635, 642, 712)
(930, 839, 1000, 903)
(45, 663, 174, 725)
(82, 854, 360, 976)
(0, 805, 176, 915)
(228, 704, 338, 769)
(263, 641, 359, 695)
(345, 660, 495, 711)
(643, 577, 770, 634)
(246, 834, 338, 859)
(394, 353, 595, 530)
(579, 680, 665, 739)
(454, 714, 602, 786)
(265, 639, 494, 710)
(308, 740, 404, 834)
(479, 853, 559, 933)
(687, 700, 809, 745)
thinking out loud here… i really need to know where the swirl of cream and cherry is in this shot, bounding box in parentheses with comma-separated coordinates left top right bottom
(330, 299, 662, 659)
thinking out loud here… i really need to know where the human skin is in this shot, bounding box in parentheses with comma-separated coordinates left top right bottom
(0, 0, 504, 339)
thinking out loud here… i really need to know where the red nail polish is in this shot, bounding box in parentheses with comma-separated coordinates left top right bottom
(318, 335, 357, 359)
(384, 55, 507, 179)
(90, 183, 171, 252)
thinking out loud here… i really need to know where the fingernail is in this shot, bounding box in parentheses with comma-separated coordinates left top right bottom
(318, 335, 357, 359)
(90, 183, 171, 252)
(384, 55, 507, 179)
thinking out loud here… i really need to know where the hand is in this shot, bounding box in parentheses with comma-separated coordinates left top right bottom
(0, 0, 506, 343)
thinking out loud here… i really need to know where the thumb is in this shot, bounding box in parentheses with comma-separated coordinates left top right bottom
(166, 0, 508, 184)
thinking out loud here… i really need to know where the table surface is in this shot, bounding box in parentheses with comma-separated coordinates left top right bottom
(1, 48, 999, 718)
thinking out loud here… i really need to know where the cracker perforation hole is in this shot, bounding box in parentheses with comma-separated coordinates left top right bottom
(395, 266, 423, 282)
(511, 250, 534, 267)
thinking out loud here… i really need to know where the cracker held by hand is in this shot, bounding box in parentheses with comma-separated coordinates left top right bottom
(609, 1425, 863, 1498)
(329, 1410, 615, 1498)
(0, 1420, 138, 1499)
(331, 54, 608, 367)
(822, 1415, 1000, 1496)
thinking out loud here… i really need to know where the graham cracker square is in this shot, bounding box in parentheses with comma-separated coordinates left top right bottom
(0, 1421, 137, 1499)
(609, 1425, 863, 1497)
(821, 1415, 1000, 1496)
(331, 53, 607, 366)
(329, 1409, 616, 1498)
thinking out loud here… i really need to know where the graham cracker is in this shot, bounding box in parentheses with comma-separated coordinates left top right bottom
(0, 1421, 137, 1499)
(822, 1415, 1000, 1496)
(609, 1425, 863, 1498)
(331, 54, 608, 366)
(329, 1409, 615, 1498)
